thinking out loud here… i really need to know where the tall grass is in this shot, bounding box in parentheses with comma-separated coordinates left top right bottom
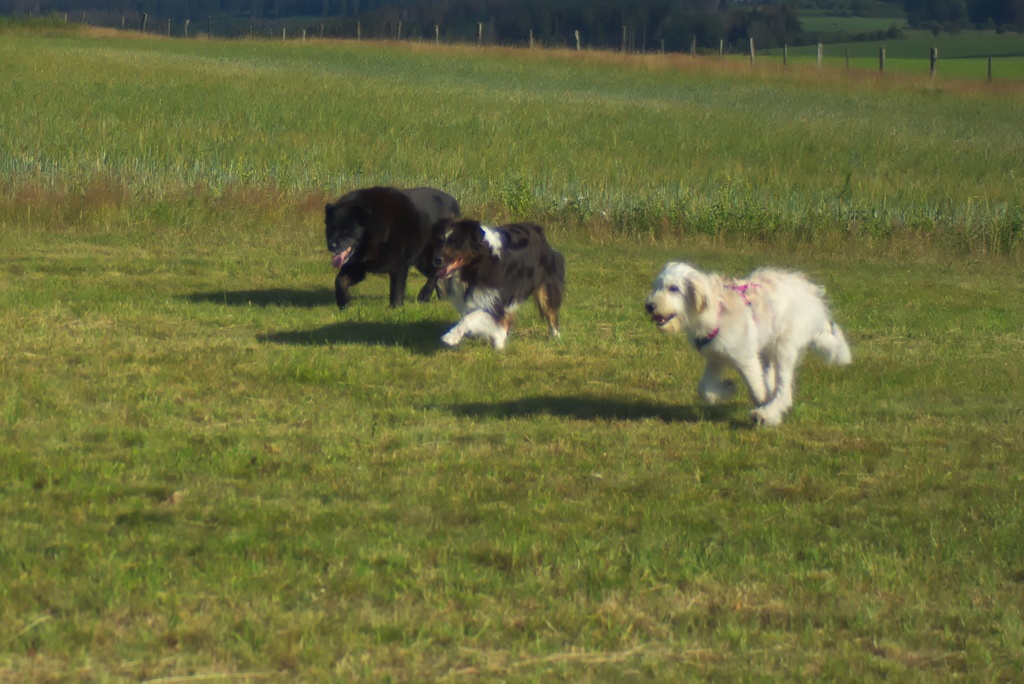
(1, 32, 1022, 252)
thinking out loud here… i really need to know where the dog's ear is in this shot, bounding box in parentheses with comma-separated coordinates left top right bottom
(685, 277, 709, 314)
(463, 220, 484, 244)
(431, 217, 454, 244)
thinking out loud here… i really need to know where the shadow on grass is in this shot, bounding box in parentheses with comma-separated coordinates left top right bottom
(448, 395, 743, 425)
(185, 288, 335, 308)
(258, 320, 450, 355)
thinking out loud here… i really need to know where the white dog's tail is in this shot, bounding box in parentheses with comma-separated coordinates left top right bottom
(812, 321, 852, 366)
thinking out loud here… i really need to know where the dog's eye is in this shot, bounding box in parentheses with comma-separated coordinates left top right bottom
(668, 285, 680, 293)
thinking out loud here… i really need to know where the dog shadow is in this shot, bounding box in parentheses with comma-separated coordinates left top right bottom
(185, 288, 335, 308)
(258, 320, 450, 355)
(448, 395, 740, 425)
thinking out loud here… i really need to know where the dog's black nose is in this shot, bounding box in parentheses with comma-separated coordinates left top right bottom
(645, 302, 655, 313)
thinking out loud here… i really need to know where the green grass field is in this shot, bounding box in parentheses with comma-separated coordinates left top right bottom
(1, 28, 1023, 681)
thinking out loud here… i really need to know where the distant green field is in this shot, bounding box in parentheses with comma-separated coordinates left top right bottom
(764, 28, 1024, 78)
(781, 28, 1024, 59)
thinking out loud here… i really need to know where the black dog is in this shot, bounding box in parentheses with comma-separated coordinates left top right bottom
(325, 186, 460, 309)
(432, 218, 565, 350)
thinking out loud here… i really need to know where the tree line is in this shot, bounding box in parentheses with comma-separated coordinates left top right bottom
(2, 0, 1021, 47)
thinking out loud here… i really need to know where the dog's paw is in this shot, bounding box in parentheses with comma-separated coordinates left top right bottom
(490, 331, 508, 351)
(750, 406, 784, 426)
(699, 380, 736, 404)
(441, 330, 463, 347)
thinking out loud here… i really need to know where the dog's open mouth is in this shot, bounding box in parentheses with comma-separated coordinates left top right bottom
(331, 246, 354, 269)
(651, 313, 676, 327)
(436, 258, 465, 279)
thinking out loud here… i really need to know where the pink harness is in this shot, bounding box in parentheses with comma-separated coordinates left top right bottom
(693, 283, 759, 351)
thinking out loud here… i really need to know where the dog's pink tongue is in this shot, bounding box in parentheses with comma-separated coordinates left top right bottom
(331, 248, 352, 269)
(437, 259, 462, 279)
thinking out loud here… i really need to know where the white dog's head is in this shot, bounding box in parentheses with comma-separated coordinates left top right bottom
(645, 261, 719, 335)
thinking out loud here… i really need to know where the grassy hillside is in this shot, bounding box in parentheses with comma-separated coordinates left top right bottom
(1, 30, 1023, 681)
(1, 30, 1022, 252)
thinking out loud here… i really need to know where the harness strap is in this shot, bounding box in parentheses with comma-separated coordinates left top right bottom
(730, 283, 759, 307)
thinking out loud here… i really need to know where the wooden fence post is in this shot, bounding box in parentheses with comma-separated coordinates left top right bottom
(357, 21, 361, 41)
(184, 19, 189, 37)
(477, 22, 482, 46)
(435, 25, 440, 44)
(930, 47, 938, 79)
(719, 39, 723, 57)
(207, 16, 212, 37)
(816, 43, 823, 67)
(575, 30, 581, 51)
(690, 35, 696, 56)
(879, 46, 886, 72)
(783, 44, 787, 66)
(396, 21, 401, 40)
(141, 13, 147, 32)
(120, 16, 125, 30)
(529, 29, 533, 49)
(749, 37, 755, 66)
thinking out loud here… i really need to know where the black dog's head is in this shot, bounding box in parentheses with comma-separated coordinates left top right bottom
(325, 199, 373, 270)
(431, 218, 500, 278)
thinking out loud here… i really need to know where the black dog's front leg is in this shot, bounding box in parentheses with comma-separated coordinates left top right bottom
(416, 275, 441, 303)
(388, 269, 408, 308)
(335, 265, 366, 310)
(414, 259, 444, 302)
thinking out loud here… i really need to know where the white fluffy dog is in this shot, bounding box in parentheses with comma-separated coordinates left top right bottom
(645, 262, 852, 425)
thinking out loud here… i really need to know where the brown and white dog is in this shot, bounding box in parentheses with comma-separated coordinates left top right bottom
(431, 218, 565, 350)
(645, 261, 851, 425)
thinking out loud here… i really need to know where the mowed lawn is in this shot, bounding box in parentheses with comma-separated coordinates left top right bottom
(1, 28, 1023, 681)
